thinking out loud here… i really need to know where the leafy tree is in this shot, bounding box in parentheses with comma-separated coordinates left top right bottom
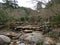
(51, 0, 60, 4)
(2, 0, 18, 8)
(46, 0, 60, 8)
(45, 0, 60, 27)
(50, 15, 60, 27)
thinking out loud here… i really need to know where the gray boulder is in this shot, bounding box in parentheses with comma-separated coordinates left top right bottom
(0, 35, 11, 45)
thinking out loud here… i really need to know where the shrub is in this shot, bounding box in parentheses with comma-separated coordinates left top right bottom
(0, 9, 9, 24)
(47, 30, 60, 39)
(50, 15, 60, 27)
(36, 40, 44, 45)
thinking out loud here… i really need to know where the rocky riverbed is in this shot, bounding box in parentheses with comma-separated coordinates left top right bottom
(0, 28, 60, 45)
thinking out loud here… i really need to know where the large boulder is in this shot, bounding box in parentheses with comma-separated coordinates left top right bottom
(0, 35, 11, 45)
(19, 31, 44, 43)
(25, 32, 44, 43)
(19, 31, 56, 45)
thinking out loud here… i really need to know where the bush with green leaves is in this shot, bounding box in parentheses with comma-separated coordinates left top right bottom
(50, 15, 60, 27)
(0, 9, 9, 24)
(46, 30, 60, 40)
(18, 15, 42, 25)
(36, 40, 44, 45)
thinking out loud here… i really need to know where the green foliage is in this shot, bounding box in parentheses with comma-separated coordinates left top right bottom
(16, 15, 42, 25)
(2, 0, 18, 8)
(46, 2, 53, 8)
(23, 8, 30, 15)
(50, 16, 60, 22)
(47, 30, 60, 39)
(50, 15, 60, 27)
(36, 40, 44, 45)
(20, 17, 25, 22)
(0, 9, 9, 24)
(46, 0, 60, 8)
(51, 0, 60, 4)
(19, 16, 30, 22)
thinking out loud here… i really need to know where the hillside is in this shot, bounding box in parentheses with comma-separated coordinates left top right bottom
(0, 3, 60, 26)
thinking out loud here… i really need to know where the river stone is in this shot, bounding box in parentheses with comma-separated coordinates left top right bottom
(25, 32, 44, 42)
(0, 35, 11, 43)
(19, 31, 44, 43)
(56, 42, 60, 45)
